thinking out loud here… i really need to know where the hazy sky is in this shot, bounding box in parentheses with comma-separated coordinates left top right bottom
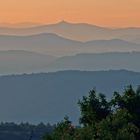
(0, 0, 140, 27)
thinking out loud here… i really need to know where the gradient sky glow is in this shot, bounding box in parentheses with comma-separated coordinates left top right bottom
(0, 0, 140, 27)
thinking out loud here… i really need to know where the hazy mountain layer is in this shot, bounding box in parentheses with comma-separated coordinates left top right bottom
(0, 21, 140, 43)
(0, 50, 56, 75)
(0, 33, 139, 56)
(46, 52, 140, 72)
(1, 51, 140, 74)
(0, 70, 140, 124)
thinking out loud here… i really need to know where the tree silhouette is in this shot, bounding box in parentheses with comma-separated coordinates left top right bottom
(43, 86, 140, 140)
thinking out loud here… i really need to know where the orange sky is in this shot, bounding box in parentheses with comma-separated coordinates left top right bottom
(0, 0, 140, 27)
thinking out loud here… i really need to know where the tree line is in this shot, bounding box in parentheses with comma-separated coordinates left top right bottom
(0, 122, 55, 140)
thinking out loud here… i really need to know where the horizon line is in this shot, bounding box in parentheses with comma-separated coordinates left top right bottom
(0, 20, 140, 29)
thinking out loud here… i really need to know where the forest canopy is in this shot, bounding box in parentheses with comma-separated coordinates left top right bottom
(43, 85, 140, 140)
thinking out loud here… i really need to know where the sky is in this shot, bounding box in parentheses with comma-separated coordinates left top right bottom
(0, 0, 140, 27)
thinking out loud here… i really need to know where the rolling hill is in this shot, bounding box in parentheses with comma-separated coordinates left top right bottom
(1, 51, 140, 74)
(0, 50, 56, 75)
(0, 21, 140, 43)
(0, 70, 140, 124)
(0, 33, 139, 56)
(46, 52, 140, 72)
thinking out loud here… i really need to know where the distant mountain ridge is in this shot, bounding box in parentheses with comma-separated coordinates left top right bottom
(0, 21, 140, 43)
(0, 70, 140, 124)
(1, 51, 140, 74)
(45, 52, 140, 72)
(0, 50, 56, 75)
(0, 33, 139, 56)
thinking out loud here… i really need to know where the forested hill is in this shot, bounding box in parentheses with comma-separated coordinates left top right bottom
(0, 70, 140, 124)
(0, 122, 54, 140)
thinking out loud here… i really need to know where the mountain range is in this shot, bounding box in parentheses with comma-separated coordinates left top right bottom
(1, 51, 140, 74)
(0, 33, 139, 56)
(0, 22, 140, 124)
(0, 50, 56, 75)
(0, 70, 140, 124)
(0, 21, 140, 43)
(46, 52, 140, 72)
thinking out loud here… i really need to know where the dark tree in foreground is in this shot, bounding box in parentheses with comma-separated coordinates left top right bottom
(96, 109, 139, 140)
(43, 86, 140, 140)
(78, 89, 111, 127)
(43, 116, 75, 140)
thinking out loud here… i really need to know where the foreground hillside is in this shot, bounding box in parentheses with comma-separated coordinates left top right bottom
(0, 70, 140, 124)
